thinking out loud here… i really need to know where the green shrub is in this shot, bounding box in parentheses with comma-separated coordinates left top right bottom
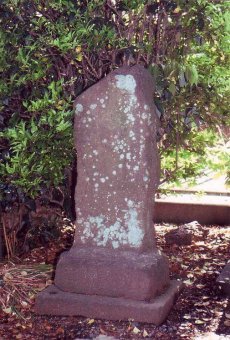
(0, 0, 229, 199)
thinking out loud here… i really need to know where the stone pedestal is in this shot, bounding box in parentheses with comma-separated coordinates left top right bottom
(35, 65, 182, 324)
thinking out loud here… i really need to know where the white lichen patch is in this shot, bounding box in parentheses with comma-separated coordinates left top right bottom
(126, 153, 131, 160)
(100, 98, 104, 104)
(127, 200, 134, 207)
(141, 111, 152, 126)
(76, 103, 83, 113)
(76, 207, 82, 216)
(141, 112, 148, 120)
(124, 205, 144, 247)
(80, 201, 144, 248)
(118, 164, 123, 169)
(90, 104, 97, 110)
(115, 75, 136, 94)
(119, 154, 124, 160)
(102, 139, 107, 144)
(129, 131, 135, 138)
(115, 75, 137, 125)
(133, 165, 139, 171)
(144, 104, 149, 110)
(126, 111, 136, 124)
(100, 178, 106, 183)
(112, 170, 117, 175)
(93, 150, 99, 156)
(112, 139, 127, 153)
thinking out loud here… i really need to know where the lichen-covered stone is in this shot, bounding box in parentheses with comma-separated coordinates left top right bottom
(35, 66, 182, 324)
(73, 65, 159, 252)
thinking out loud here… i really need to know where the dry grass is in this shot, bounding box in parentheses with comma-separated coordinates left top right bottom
(0, 262, 53, 316)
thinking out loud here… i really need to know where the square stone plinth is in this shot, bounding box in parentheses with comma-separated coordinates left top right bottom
(35, 280, 182, 325)
(53, 247, 170, 301)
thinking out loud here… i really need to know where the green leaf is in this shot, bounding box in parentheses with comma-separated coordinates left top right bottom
(168, 83, 177, 96)
(185, 65, 199, 86)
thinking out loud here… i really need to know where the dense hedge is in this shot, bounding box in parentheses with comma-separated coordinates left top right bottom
(0, 0, 229, 256)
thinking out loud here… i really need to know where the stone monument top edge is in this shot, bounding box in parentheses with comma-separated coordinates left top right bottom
(74, 65, 154, 108)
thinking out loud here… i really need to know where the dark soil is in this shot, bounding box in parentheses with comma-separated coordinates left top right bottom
(0, 222, 229, 339)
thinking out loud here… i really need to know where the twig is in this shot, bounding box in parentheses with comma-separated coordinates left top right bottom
(2, 215, 10, 259)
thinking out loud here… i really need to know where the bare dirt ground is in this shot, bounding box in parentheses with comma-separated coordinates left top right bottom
(0, 221, 229, 339)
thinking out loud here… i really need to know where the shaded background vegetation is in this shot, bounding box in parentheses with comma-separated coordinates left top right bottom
(0, 0, 229, 257)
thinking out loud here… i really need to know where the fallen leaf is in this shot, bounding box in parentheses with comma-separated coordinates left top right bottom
(99, 327, 107, 335)
(2, 307, 12, 314)
(196, 284, 205, 289)
(187, 273, 194, 278)
(195, 320, 205, 324)
(183, 279, 193, 285)
(45, 324, 51, 331)
(133, 327, 140, 334)
(143, 329, 148, 337)
(20, 271, 28, 276)
(87, 319, 95, 325)
(224, 320, 230, 327)
(56, 327, 64, 334)
(21, 301, 28, 307)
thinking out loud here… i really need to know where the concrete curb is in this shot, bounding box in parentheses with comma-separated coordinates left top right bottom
(155, 200, 230, 226)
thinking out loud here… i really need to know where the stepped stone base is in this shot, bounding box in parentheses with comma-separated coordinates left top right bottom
(35, 280, 182, 325)
(53, 247, 170, 301)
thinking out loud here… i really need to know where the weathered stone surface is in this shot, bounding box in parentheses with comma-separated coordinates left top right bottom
(54, 247, 169, 300)
(73, 65, 159, 252)
(164, 221, 207, 246)
(35, 65, 182, 324)
(217, 262, 230, 296)
(165, 227, 193, 246)
(35, 280, 182, 325)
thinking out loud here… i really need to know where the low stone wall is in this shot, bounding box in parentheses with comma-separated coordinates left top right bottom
(155, 200, 230, 226)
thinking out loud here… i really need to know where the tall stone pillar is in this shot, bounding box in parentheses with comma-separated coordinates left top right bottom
(35, 66, 182, 325)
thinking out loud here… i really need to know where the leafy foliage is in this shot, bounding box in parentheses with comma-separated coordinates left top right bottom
(1, 80, 73, 196)
(0, 0, 229, 255)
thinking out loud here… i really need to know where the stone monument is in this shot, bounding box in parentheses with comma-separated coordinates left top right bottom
(35, 65, 182, 325)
